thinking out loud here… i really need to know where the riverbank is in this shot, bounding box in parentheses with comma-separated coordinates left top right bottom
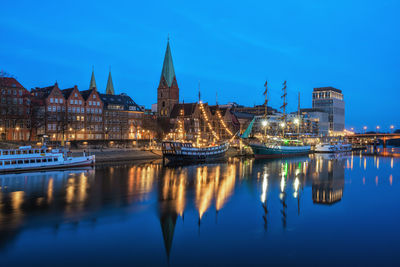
(71, 148, 163, 163)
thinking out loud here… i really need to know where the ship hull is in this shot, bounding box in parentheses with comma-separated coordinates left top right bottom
(250, 143, 311, 159)
(0, 156, 95, 173)
(162, 142, 229, 164)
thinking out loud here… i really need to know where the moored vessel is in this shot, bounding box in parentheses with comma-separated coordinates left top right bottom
(249, 139, 311, 159)
(0, 146, 95, 173)
(162, 141, 229, 163)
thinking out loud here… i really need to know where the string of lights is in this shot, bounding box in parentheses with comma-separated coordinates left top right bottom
(199, 101, 219, 141)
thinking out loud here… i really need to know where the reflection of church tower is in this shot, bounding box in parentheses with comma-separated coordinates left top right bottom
(157, 38, 179, 117)
(157, 168, 186, 262)
(160, 209, 177, 260)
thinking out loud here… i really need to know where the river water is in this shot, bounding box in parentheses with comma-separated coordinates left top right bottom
(0, 152, 399, 266)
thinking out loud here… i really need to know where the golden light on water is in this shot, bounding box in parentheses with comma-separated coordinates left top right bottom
(47, 178, 54, 204)
(216, 165, 236, 212)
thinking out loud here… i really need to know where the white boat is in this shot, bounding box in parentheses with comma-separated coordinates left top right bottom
(315, 143, 337, 153)
(315, 142, 352, 153)
(0, 146, 95, 173)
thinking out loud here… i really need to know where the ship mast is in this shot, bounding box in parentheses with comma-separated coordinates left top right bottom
(280, 81, 287, 136)
(263, 80, 268, 118)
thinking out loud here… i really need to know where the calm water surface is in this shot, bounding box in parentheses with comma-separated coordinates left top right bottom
(0, 152, 399, 266)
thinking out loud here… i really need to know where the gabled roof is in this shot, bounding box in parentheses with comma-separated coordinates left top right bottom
(0, 77, 25, 89)
(170, 103, 197, 118)
(80, 88, 97, 101)
(160, 40, 176, 88)
(99, 93, 141, 111)
(61, 88, 75, 99)
(209, 106, 229, 116)
(31, 83, 58, 99)
(106, 71, 115, 95)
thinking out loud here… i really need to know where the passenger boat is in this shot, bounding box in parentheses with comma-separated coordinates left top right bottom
(315, 142, 352, 153)
(249, 139, 311, 159)
(0, 146, 95, 173)
(162, 141, 229, 163)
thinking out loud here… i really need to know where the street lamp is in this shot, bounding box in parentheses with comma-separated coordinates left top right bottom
(261, 120, 268, 136)
(280, 122, 286, 128)
(376, 126, 380, 133)
(261, 120, 268, 127)
(363, 126, 367, 134)
(390, 125, 394, 133)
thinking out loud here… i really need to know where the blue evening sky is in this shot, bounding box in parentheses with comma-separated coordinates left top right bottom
(0, 0, 399, 131)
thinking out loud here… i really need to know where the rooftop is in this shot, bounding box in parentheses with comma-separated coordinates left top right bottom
(313, 87, 342, 93)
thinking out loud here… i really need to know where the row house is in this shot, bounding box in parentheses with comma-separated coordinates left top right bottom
(31, 83, 66, 141)
(61, 86, 86, 140)
(0, 77, 31, 141)
(99, 93, 144, 140)
(80, 88, 103, 140)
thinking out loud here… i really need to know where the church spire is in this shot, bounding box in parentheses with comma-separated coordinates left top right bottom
(106, 68, 115, 95)
(161, 39, 176, 88)
(89, 66, 97, 90)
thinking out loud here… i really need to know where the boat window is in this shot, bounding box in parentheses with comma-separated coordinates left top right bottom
(17, 160, 23, 164)
(43, 158, 48, 162)
(48, 158, 53, 162)
(40, 150, 45, 154)
(10, 151, 15, 155)
(29, 150, 33, 154)
(0, 161, 2, 166)
(24, 160, 29, 164)
(54, 158, 58, 162)
(23, 150, 28, 154)
(29, 159, 35, 163)
(11, 160, 16, 165)
(5, 161, 10, 165)
(46, 149, 50, 153)
(3, 151, 8, 155)
(36, 159, 41, 163)
(16, 150, 21, 155)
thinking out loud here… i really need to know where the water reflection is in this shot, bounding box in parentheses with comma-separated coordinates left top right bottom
(0, 153, 398, 265)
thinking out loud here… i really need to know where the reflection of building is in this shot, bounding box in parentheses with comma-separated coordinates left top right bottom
(312, 87, 344, 132)
(311, 157, 345, 205)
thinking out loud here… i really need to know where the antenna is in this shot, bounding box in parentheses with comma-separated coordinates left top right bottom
(198, 81, 201, 102)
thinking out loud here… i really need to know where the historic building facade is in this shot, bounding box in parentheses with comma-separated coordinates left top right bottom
(0, 77, 31, 141)
(157, 40, 179, 118)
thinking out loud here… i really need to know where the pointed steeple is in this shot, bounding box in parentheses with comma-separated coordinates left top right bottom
(89, 66, 97, 90)
(161, 39, 176, 88)
(106, 68, 114, 95)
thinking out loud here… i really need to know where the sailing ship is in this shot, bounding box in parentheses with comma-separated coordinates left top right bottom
(0, 146, 95, 173)
(162, 88, 231, 163)
(244, 80, 311, 158)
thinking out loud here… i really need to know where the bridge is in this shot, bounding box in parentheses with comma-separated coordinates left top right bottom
(347, 133, 400, 147)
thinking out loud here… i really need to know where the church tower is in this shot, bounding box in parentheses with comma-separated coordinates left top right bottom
(106, 69, 115, 95)
(89, 67, 97, 90)
(157, 38, 179, 117)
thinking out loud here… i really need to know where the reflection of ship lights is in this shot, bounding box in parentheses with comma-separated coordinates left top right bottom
(280, 176, 286, 193)
(293, 177, 300, 198)
(261, 173, 268, 203)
